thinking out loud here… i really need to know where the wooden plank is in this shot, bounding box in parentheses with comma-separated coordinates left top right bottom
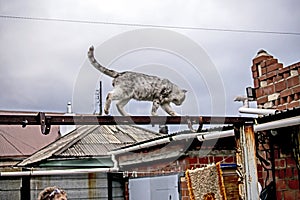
(240, 125, 260, 200)
(0, 113, 254, 125)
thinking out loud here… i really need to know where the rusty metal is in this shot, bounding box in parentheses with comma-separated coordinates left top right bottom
(38, 112, 51, 135)
(240, 125, 260, 200)
(0, 113, 254, 125)
(0, 112, 253, 134)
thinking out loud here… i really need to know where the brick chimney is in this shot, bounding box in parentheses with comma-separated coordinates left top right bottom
(251, 50, 300, 110)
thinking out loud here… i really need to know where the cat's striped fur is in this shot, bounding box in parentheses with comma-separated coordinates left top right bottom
(88, 46, 186, 116)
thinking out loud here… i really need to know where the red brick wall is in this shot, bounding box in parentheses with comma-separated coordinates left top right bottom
(251, 50, 300, 199)
(257, 140, 300, 200)
(251, 50, 300, 110)
(121, 150, 237, 200)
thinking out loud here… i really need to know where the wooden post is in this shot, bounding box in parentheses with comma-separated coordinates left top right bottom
(21, 176, 30, 200)
(240, 125, 260, 200)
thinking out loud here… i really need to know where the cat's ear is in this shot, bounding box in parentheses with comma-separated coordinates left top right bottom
(182, 89, 188, 93)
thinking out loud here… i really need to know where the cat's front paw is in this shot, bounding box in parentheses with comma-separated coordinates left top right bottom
(104, 109, 109, 115)
(170, 112, 178, 116)
(151, 111, 158, 116)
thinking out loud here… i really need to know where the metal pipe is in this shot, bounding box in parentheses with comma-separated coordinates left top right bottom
(0, 167, 119, 177)
(108, 137, 171, 155)
(197, 130, 234, 141)
(254, 116, 300, 132)
(238, 107, 277, 115)
(109, 130, 236, 155)
(0, 114, 254, 125)
(111, 154, 119, 169)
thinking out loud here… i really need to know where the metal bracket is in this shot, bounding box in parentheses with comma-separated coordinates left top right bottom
(187, 116, 203, 132)
(38, 112, 51, 135)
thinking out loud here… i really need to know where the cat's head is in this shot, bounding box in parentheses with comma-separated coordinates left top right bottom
(171, 89, 187, 106)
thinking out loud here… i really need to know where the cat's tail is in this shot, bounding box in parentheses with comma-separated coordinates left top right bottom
(88, 46, 120, 78)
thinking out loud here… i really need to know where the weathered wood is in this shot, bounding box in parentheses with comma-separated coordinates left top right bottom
(0, 113, 254, 125)
(240, 125, 260, 200)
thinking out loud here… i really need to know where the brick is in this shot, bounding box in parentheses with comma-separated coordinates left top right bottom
(264, 84, 276, 95)
(275, 159, 286, 169)
(257, 96, 268, 104)
(289, 62, 300, 70)
(276, 169, 285, 179)
(275, 80, 287, 92)
(214, 156, 224, 163)
(276, 179, 287, 190)
(264, 101, 274, 108)
(277, 191, 283, 199)
(278, 66, 291, 75)
(287, 100, 300, 109)
(266, 71, 277, 79)
(287, 76, 300, 88)
(291, 69, 299, 76)
(260, 60, 267, 68)
(267, 78, 273, 85)
(265, 58, 278, 66)
(284, 72, 291, 78)
(268, 93, 280, 101)
(274, 149, 280, 159)
(224, 156, 234, 163)
(261, 67, 267, 75)
(259, 74, 267, 81)
(292, 85, 300, 94)
(256, 85, 267, 95)
(285, 167, 294, 178)
(267, 63, 282, 73)
(252, 70, 258, 78)
(188, 157, 198, 165)
(295, 93, 299, 101)
(208, 156, 214, 163)
(274, 74, 283, 82)
(283, 190, 296, 200)
(198, 157, 208, 164)
(280, 89, 293, 97)
(251, 64, 257, 72)
(253, 55, 273, 65)
(254, 78, 259, 88)
(287, 96, 293, 103)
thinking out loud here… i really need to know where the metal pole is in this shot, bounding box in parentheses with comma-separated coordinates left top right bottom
(240, 125, 259, 200)
(99, 81, 102, 116)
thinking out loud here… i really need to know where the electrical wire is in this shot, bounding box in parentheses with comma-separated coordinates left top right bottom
(1, 14, 300, 36)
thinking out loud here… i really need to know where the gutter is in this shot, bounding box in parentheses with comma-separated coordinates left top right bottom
(0, 154, 119, 177)
(0, 167, 119, 177)
(254, 116, 300, 132)
(238, 107, 277, 115)
(108, 129, 235, 155)
(238, 107, 300, 132)
(109, 114, 300, 156)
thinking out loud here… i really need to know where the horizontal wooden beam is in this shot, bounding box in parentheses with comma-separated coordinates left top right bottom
(0, 112, 254, 126)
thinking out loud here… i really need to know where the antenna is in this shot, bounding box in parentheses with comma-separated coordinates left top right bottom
(94, 81, 103, 115)
(99, 81, 102, 116)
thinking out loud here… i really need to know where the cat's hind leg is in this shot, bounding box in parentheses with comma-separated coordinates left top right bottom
(116, 99, 131, 116)
(104, 92, 113, 115)
(151, 99, 160, 116)
(161, 103, 178, 116)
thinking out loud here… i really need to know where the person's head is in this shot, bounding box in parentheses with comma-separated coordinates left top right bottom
(38, 186, 67, 200)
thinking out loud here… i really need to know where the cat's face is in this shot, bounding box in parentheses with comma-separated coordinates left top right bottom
(171, 89, 187, 105)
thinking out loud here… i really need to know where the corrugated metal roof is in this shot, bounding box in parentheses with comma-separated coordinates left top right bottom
(0, 125, 60, 157)
(18, 125, 162, 166)
(0, 111, 62, 158)
(257, 106, 300, 123)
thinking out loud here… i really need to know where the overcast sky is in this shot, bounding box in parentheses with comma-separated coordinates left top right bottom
(1, 0, 299, 118)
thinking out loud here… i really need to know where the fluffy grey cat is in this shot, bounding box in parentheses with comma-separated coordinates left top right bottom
(88, 46, 187, 116)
